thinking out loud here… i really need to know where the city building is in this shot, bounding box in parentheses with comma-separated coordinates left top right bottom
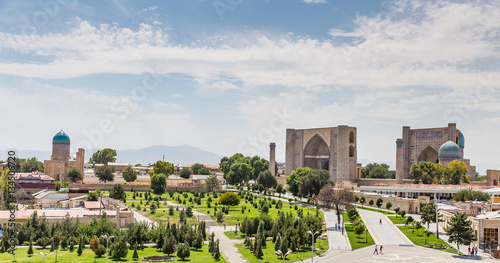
(44, 130, 85, 182)
(286, 126, 359, 182)
(395, 123, 476, 183)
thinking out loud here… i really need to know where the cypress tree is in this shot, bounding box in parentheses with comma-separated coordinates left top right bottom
(27, 238, 34, 257)
(77, 236, 84, 256)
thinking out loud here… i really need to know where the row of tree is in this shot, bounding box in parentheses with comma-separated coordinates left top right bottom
(410, 160, 470, 185)
(220, 154, 275, 185)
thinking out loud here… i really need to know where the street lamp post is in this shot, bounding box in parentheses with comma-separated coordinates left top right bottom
(34, 252, 53, 263)
(434, 194, 439, 239)
(275, 250, 292, 263)
(308, 231, 319, 263)
(102, 235, 115, 263)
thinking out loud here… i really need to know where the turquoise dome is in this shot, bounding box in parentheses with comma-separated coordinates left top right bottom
(458, 131, 465, 147)
(439, 141, 461, 158)
(53, 130, 70, 143)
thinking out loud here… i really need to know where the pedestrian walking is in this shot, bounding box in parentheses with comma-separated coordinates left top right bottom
(335, 223, 338, 230)
(468, 246, 471, 256)
(380, 244, 383, 254)
(379, 218, 382, 224)
(373, 244, 378, 255)
(475, 246, 478, 256)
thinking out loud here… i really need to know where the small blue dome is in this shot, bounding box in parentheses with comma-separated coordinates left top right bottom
(53, 130, 70, 143)
(458, 131, 465, 147)
(439, 141, 461, 158)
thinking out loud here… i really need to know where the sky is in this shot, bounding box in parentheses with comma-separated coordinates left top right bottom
(0, 0, 499, 173)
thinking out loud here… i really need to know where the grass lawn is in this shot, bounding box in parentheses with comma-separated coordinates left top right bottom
(0, 245, 226, 263)
(387, 216, 407, 224)
(165, 191, 323, 226)
(397, 225, 457, 254)
(345, 223, 375, 250)
(355, 206, 396, 215)
(236, 238, 328, 263)
(224, 231, 246, 240)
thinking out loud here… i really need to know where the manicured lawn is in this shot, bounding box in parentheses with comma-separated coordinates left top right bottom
(236, 238, 328, 263)
(387, 215, 407, 224)
(0, 245, 226, 263)
(166, 191, 323, 226)
(355, 205, 396, 215)
(397, 225, 457, 254)
(224, 231, 246, 240)
(345, 223, 375, 250)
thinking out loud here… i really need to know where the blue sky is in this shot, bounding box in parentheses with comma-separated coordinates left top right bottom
(1, 0, 500, 173)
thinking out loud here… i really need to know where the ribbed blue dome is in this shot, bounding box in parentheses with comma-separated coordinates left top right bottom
(53, 130, 70, 143)
(439, 141, 461, 158)
(458, 131, 465, 147)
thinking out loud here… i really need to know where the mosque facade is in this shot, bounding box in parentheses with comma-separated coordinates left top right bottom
(285, 126, 359, 183)
(395, 123, 476, 183)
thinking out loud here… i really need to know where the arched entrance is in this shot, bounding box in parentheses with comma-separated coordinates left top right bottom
(417, 146, 439, 163)
(303, 134, 330, 171)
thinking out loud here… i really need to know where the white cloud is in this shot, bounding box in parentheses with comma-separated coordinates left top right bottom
(302, 0, 326, 4)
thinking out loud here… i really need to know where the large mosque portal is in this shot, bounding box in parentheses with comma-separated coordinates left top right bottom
(417, 146, 439, 163)
(303, 135, 330, 170)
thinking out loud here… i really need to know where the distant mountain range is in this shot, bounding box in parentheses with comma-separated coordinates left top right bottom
(3, 145, 224, 166)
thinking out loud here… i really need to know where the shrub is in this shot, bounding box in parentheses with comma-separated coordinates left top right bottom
(219, 192, 241, 206)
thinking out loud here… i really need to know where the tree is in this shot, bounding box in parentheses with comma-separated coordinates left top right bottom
(89, 148, 117, 164)
(162, 235, 176, 256)
(192, 163, 210, 175)
(218, 192, 241, 206)
(227, 162, 252, 185)
(376, 198, 383, 209)
(415, 221, 422, 235)
(299, 169, 331, 197)
(420, 201, 438, 230)
(354, 223, 365, 241)
(399, 210, 406, 218)
(274, 234, 281, 252)
(249, 156, 269, 180)
(394, 207, 400, 217)
(149, 161, 175, 177)
(386, 201, 393, 210)
(193, 232, 203, 251)
(444, 160, 469, 185)
(257, 170, 277, 190)
(275, 184, 284, 197)
(177, 243, 191, 260)
(132, 244, 139, 260)
(90, 237, 100, 259)
(94, 164, 115, 183)
(368, 200, 374, 206)
(286, 167, 311, 196)
(407, 216, 415, 232)
(156, 231, 164, 251)
(77, 236, 84, 256)
(150, 173, 167, 196)
(360, 196, 366, 207)
(109, 184, 126, 201)
(410, 161, 444, 184)
(122, 165, 137, 183)
(179, 168, 192, 179)
(453, 188, 490, 202)
(27, 238, 33, 257)
(445, 212, 477, 254)
(318, 185, 354, 226)
(87, 189, 100, 201)
(361, 163, 393, 179)
(205, 174, 220, 192)
(67, 168, 83, 183)
(110, 234, 128, 260)
(213, 239, 221, 260)
(52, 231, 62, 262)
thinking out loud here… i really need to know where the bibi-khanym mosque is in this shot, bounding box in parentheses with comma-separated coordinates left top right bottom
(285, 123, 476, 184)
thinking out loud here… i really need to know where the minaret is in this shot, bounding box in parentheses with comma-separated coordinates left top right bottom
(269, 142, 276, 176)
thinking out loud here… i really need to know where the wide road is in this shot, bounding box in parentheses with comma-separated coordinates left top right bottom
(358, 208, 412, 246)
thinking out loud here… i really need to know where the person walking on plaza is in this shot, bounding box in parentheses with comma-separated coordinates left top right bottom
(468, 246, 471, 256)
(373, 244, 378, 255)
(379, 218, 382, 224)
(475, 246, 478, 256)
(380, 244, 383, 254)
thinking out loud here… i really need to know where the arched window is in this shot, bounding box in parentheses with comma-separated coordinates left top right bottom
(349, 131, 355, 143)
(349, 146, 354, 157)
